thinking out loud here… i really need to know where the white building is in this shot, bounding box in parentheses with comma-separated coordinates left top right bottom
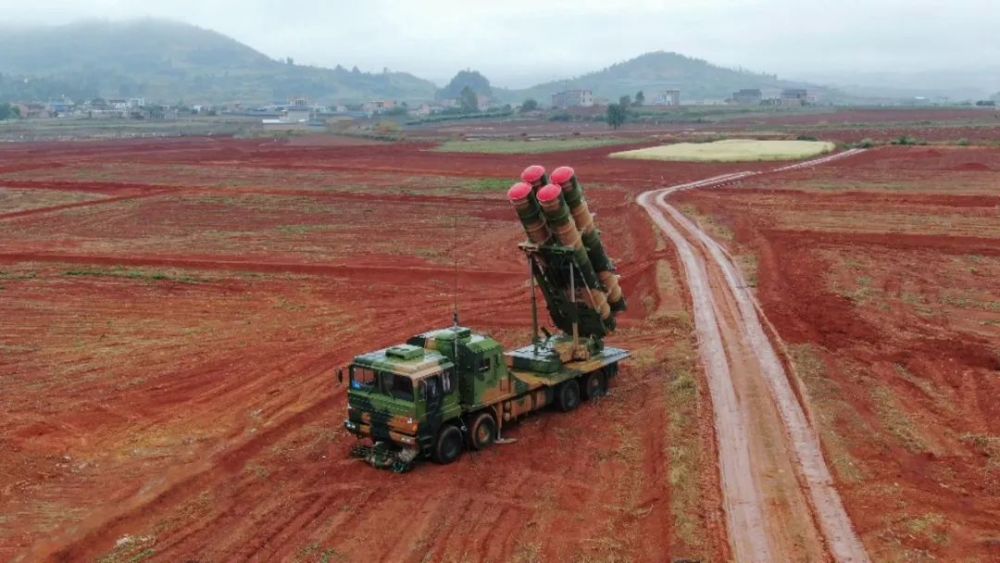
(551, 89, 594, 109)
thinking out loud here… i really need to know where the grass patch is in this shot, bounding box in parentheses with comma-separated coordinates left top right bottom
(434, 137, 631, 154)
(295, 542, 346, 563)
(610, 139, 834, 162)
(461, 177, 516, 192)
(666, 344, 704, 551)
(791, 344, 866, 483)
(97, 535, 156, 563)
(901, 513, 950, 546)
(64, 267, 202, 284)
(870, 384, 929, 454)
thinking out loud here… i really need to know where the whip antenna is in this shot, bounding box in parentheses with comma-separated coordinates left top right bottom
(452, 215, 460, 327)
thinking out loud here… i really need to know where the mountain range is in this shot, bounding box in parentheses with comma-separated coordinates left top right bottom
(2, 19, 841, 105)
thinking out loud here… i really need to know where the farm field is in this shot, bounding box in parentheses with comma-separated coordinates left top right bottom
(0, 135, 726, 562)
(610, 139, 834, 162)
(1, 109, 998, 561)
(432, 137, 636, 154)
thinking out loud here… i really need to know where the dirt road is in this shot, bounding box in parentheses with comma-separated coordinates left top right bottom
(638, 150, 871, 562)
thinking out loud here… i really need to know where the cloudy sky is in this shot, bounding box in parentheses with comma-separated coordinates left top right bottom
(3, 0, 998, 87)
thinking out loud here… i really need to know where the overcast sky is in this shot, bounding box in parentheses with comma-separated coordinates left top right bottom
(3, 0, 998, 87)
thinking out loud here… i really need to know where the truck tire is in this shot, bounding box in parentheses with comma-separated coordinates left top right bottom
(468, 412, 496, 450)
(582, 371, 607, 400)
(556, 379, 581, 412)
(433, 425, 464, 464)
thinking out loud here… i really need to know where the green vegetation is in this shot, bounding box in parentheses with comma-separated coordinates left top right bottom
(891, 135, 927, 146)
(0, 102, 21, 120)
(870, 384, 930, 454)
(519, 98, 538, 112)
(434, 137, 631, 154)
(0, 20, 437, 103)
(459, 86, 478, 113)
(606, 103, 627, 129)
(64, 267, 202, 284)
(97, 535, 156, 563)
(507, 50, 832, 104)
(790, 344, 866, 483)
(404, 109, 512, 125)
(611, 139, 834, 162)
(437, 70, 492, 101)
(460, 178, 517, 192)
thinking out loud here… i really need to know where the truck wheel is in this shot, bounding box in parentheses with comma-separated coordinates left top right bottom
(556, 379, 581, 412)
(433, 425, 464, 464)
(468, 412, 496, 450)
(582, 371, 607, 400)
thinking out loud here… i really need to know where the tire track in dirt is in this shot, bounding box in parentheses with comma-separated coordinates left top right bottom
(638, 150, 871, 563)
(0, 189, 173, 220)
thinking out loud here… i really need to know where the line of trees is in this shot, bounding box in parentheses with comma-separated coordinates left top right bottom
(0, 102, 21, 120)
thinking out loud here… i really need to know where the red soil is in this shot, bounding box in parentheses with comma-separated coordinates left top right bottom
(1, 134, 995, 561)
(673, 146, 1000, 561)
(0, 136, 731, 562)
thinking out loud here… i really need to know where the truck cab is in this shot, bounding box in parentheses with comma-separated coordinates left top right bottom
(344, 343, 461, 456)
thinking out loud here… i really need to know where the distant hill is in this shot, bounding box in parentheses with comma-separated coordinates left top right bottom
(437, 70, 492, 101)
(501, 51, 829, 105)
(0, 21, 845, 107)
(0, 19, 437, 104)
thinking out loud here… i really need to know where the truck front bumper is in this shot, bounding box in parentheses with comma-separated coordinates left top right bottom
(344, 419, 419, 448)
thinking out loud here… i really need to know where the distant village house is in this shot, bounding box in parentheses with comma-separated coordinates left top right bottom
(362, 100, 397, 114)
(780, 88, 810, 106)
(653, 89, 681, 106)
(731, 89, 763, 105)
(551, 89, 594, 109)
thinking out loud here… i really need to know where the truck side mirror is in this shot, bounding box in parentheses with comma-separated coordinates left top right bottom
(337, 369, 344, 385)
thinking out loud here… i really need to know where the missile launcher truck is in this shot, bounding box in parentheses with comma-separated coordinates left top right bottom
(343, 165, 629, 471)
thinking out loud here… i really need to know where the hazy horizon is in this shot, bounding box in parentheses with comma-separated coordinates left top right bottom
(2, 0, 998, 93)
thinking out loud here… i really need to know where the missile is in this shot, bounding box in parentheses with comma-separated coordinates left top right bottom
(536, 183, 611, 319)
(550, 166, 625, 312)
(506, 182, 551, 244)
(520, 165, 548, 193)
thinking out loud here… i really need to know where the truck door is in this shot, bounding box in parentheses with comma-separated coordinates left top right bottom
(425, 375, 442, 414)
(422, 369, 457, 436)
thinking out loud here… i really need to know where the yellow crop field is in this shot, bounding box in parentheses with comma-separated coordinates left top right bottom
(610, 139, 835, 162)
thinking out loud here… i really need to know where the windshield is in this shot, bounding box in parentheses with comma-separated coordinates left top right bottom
(350, 365, 414, 402)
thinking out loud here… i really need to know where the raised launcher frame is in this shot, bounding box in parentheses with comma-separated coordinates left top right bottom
(506, 241, 628, 373)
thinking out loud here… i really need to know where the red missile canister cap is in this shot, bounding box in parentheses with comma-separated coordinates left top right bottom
(507, 182, 533, 202)
(536, 183, 562, 204)
(550, 166, 575, 185)
(520, 165, 546, 184)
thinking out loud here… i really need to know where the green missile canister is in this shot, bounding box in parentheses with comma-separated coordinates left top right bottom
(507, 181, 551, 244)
(520, 164, 548, 193)
(550, 166, 625, 312)
(536, 183, 611, 320)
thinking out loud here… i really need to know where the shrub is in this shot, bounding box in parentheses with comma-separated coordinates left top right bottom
(892, 135, 925, 146)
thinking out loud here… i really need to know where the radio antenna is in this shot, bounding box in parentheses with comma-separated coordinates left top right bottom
(452, 215, 460, 327)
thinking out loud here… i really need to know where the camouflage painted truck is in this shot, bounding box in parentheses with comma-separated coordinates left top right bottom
(342, 165, 629, 471)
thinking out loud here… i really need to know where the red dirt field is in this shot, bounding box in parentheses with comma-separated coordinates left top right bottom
(1, 132, 996, 561)
(673, 146, 1000, 561)
(1, 137, 731, 562)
